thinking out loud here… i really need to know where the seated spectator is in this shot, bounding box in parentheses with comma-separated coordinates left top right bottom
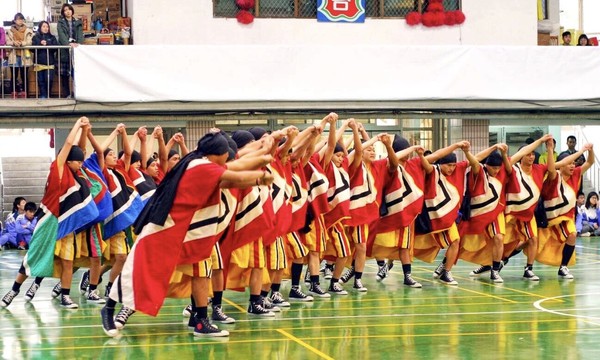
(562, 31, 571, 46)
(579, 192, 600, 236)
(0, 197, 26, 250)
(15, 202, 38, 249)
(577, 34, 591, 46)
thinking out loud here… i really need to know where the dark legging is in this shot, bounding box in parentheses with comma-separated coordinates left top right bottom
(11, 66, 26, 93)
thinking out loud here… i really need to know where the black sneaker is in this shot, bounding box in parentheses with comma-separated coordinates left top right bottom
(353, 279, 368, 292)
(212, 305, 236, 324)
(60, 295, 79, 309)
(260, 296, 281, 312)
(308, 283, 331, 298)
(269, 291, 291, 307)
(24, 283, 40, 302)
(101, 306, 119, 337)
(328, 281, 348, 295)
(522, 268, 539, 281)
(339, 267, 355, 284)
(403, 274, 422, 288)
(433, 262, 445, 279)
(289, 287, 314, 302)
(87, 289, 107, 304)
(182, 303, 193, 317)
(79, 271, 90, 295)
(469, 265, 492, 277)
(376, 264, 389, 282)
(51, 282, 61, 299)
(104, 283, 112, 299)
(1, 290, 19, 307)
(193, 317, 229, 337)
(247, 301, 275, 317)
(304, 270, 311, 284)
(490, 270, 504, 283)
(439, 270, 458, 285)
(115, 306, 136, 329)
(498, 260, 506, 273)
(323, 267, 333, 280)
(558, 266, 574, 279)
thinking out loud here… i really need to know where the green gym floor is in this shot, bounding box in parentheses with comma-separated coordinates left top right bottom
(2, 238, 600, 360)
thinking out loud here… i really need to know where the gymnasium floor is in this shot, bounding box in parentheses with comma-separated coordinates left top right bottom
(1, 238, 600, 360)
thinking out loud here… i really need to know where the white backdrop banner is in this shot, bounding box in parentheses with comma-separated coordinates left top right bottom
(74, 45, 600, 103)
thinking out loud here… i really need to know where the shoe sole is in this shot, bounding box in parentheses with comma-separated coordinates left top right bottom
(193, 330, 230, 337)
(328, 291, 348, 295)
(353, 287, 368, 292)
(404, 284, 422, 288)
(272, 302, 291, 307)
(213, 318, 236, 324)
(308, 292, 331, 298)
(289, 296, 314, 302)
(439, 280, 458, 286)
(88, 299, 107, 304)
(183, 311, 192, 317)
(115, 322, 125, 330)
(61, 305, 79, 309)
(247, 312, 276, 317)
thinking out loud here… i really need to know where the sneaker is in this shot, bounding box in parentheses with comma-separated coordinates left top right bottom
(24, 283, 40, 302)
(490, 270, 504, 283)
(558, 266, 574, 279)
(100, 307, 119, 337)
(353, 279, 368, 292)
(288, 287, 314, 302)
(439, 270, 458, 285)
(376, 264, 389, 282)
(328, 281, 348, 295)
(193, 317, 229, 337)
(51, 282, 62, 299)
(269, 291, 291, 307)
(247, 301, 275, 317)
(469, 265, 492, 277)
(60, 295, 79, 309)
(182, 303, 193, 317)
(17, 241, 26, 250)
(433, 262, 445, 279)
(115, 306, 135, 329)
(308, 283, 331, 298)
(212, 305, 235, 324)
(323, 267, 333, 280)
(403, 274, 423, 288)
(580, 232, 591, 237)
(523, 268, 540, 281)
(498, 260, 505, 273)
(1, 290, 19, 307)
(79, 271, 90, 295)
(87, 289, 107, 304)
(260, 296, 281, 312)
(339, 267, 355, 284)
(304, 270, 311, 284)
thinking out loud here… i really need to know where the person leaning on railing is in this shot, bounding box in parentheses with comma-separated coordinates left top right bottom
(57, 3, 84, 98)
(5, 13, 33, 99)
(32, 21, 58, 99)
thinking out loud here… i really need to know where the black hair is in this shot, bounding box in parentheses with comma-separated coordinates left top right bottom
(12, 197, 26, 213)
(13, 13, 25, 22)
(24, 202, 37, 212)
(37, 21, 51, 34)
(61, 4, 75, 18)
(562, 31, 571, 38)
(585, 192, 599, 209)
(578, 191, 585, 197)
(567, 135, 576, 142)
(578, 34, 589, 46)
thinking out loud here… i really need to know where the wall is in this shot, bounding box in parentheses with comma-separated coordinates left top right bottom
(132, 0, 537, 46)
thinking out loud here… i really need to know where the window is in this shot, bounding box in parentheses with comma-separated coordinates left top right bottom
(1, 0, 45, 23)
(214, 0, 460, 19)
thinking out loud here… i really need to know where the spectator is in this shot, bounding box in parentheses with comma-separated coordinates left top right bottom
(0, 197, 27, 250)
(577, 34, 591, 46)
(0, 27, 6, 61)
(562, 31, 571, 46)
(5, 13, 34, 99)
(562, 135, 585, 167)
(57, 3, 84, 98)
(32, 21, 58, 99)
(578, 192, 600, 236)
(539, 138, 558, 164)
(15, 202, 37, 249)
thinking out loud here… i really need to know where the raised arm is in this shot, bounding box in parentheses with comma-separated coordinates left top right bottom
(555, 148, 587, 169)
(497, 143, 512, 174)
(462, 142, 481, 175)
(226, 154, 273, 171)
(100, 124, 122, 152)
(581, 143, 594, 173)
(174, 133, 190, 157)
(154, 127, 168, 173)
(119, 125, 132, 171)
(474, 145, 498, 163)
(347, 120, 363, 169)
(379, 134, 399, 171)
(319, 113, 338, 170)
(138, 127, 149, 170)
(425, 141, 467, 164)
(545, 137, 556, 180)
(278, 126, 299, 164)
(57, 117, 88, 179)
(510, 134, 552, 165)
(87, 129, 105, 170)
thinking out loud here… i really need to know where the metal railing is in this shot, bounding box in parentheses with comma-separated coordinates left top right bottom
(1, 45, 74, 99)
(575, 126, 600, 194)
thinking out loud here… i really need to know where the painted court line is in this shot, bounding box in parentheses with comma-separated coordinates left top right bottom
(276, 329, 335, 360)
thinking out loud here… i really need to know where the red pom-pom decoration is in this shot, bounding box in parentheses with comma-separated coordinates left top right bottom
(430, 0, 443, 3)
(406, 12, 422, 26)
(236, 10, 254, 24)
(433, 12, 445, 26)
(427, 3, 444, 13)
(235, 0, 255, 10)
(453, 10, 466, 24)
(444, 12, 456, 26)
(421, 12, 434, 27)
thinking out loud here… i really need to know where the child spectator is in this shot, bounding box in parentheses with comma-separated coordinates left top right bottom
(0, 197, 26, 249)
(15, 202, 38, 249)
(32, 21, 58, 99)
(578, 192, 600, 236)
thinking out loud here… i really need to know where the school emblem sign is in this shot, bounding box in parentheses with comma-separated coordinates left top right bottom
(317, 0, 366, 23)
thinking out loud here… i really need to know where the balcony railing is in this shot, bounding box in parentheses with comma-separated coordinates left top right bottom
(1, 45, 74, 100)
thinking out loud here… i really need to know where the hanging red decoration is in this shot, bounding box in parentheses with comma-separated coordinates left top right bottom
(427, 3, 444, 13)
(235, 0, 255, 10)
(453, 10, 466, 24)
(444, 12, 456, 26)
(236, 10, 254, 24)
(406, 12, 421, 26)
(421, 12, 434, 27)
